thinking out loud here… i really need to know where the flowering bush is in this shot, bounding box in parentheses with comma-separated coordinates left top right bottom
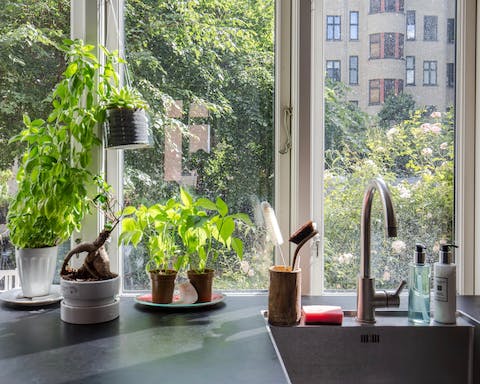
(324, 109, 454, 290)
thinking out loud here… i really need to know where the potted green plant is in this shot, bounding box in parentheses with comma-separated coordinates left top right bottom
(177, 188, 252, 302)
(59, 176, 127, 324)
(101, 50, 150, 150)
(119, 199, 187, 303)
(7, 40, 104, 298)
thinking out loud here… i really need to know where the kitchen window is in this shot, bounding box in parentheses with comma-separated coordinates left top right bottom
(0, 0, 476, 298)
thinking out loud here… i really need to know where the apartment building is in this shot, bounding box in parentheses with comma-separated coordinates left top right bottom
(324, 0, 455, 114)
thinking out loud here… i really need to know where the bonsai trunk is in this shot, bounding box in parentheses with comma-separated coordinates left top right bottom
(60, 228, 118, 281)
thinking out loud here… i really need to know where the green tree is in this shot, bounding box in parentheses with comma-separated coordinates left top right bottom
(0, 1, 69, 169)
(378, 93, 416, 129)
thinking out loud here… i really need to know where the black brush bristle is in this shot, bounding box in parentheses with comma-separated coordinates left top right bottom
(289, 221, 315, 244)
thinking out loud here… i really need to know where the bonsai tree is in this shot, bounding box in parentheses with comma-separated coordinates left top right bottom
(61, 176, 126, 280)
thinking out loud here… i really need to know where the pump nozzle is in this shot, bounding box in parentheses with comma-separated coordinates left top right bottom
(439, 243, 458, 264)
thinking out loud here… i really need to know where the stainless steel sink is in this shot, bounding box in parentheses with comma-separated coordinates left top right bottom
(264, 310, 477, 384)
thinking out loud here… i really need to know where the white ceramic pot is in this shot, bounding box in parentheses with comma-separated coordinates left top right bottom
(16, 246, 58, 298)
(60, 276, 120, 324)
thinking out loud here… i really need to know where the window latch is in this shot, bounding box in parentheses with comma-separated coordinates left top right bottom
(279, 106, 292, 154)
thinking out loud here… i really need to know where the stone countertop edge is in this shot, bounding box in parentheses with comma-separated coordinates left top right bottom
(1, 294, 480, 384)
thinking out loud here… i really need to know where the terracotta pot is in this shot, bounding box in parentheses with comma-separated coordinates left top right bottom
(150, 270, 177, 304)
(187, 269, 215, 303)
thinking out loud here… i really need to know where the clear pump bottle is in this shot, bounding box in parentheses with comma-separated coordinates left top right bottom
(408, 244, 431, 324)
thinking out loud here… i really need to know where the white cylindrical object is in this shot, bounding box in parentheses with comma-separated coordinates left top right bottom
(16, 246, 58, 298)
(433, 262, 456, 324)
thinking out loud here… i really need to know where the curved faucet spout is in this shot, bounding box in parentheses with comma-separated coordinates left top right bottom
(360, 178, 397, 279)
(357, 177, 405, 324)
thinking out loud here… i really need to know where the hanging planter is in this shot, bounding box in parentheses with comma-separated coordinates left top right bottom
(105, 107, 151, 149)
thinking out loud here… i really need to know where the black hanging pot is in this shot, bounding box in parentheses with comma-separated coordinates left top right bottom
(105, 108, 152, 150)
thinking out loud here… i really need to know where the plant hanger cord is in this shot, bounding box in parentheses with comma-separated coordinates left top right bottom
(105, 0, 132, 88)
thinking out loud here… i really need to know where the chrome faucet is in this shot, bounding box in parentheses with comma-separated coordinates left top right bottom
(357, 178, 407, 323)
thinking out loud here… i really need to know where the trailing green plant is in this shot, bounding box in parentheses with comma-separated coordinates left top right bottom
(100, 48, 149, 110)
(177, 188, 253, 273)
(119, 200, 186, 273)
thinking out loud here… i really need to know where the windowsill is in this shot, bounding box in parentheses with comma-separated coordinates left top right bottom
(423, 84, 438, 87)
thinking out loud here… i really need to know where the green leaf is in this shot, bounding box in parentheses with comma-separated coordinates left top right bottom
(197, 198, 217, 211)
(216, 197, 228, 216)
(220, 217, 235, 243)
(180, 187, 193, 207)
(231, 237, 244, 259)
(121, 206, 137, 216)
(65, 62, 78, 78)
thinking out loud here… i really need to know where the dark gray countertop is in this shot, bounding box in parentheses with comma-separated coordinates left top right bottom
(1, 294, 479, 384)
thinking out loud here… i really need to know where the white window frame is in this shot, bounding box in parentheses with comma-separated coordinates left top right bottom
(311, 0, 477, 295)
(74, 0, 479, 296)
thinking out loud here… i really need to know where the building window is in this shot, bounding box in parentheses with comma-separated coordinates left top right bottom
(384, 33, 396, 58)
(423, 61, 437, 85)
(327, 16, 341, 41)
(406, 11, 416, 40)
(369, 33, 404, 59)
(326, 60, 341, 82)
(369, 79, 381, 104)
(350, 11, 359, 40)
(385, 0, 396, 12)
(424, 16, 438, 41)
(406, 56, 415, 85)
(447, 18, 455, 44)
(370, 0, 381, 13)
(371, 0, 403, 13)
(349, 56, 358, 85)
(447, 63, 455, 88)
(370, 33, 381, 59)
(384, 79, 396, 99)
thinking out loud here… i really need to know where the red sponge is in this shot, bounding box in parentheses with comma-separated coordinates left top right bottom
(303, 305, 344, 325)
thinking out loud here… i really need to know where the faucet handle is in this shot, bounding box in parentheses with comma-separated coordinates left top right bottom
(394, 280, 407, 296)
(385, 280, 407, 308)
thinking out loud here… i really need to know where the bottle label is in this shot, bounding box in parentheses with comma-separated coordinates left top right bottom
(434, 277, 448, 302)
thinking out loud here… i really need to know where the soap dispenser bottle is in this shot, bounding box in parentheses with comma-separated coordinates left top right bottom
(433, 244, 458, 324)
(408, 244, 431, 324)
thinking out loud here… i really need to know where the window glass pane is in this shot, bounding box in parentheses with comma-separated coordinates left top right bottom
(385, 0, 396, 12)
(406, 56, 415, 85)
(407, 11, 416, 40)
(370, 33, 381, 58)
(0, 0, 71, 289)
(349, 56, 358, 85)
(370, 0, 381, 13)
(424, 16, 438, 41)
(322, 1, 455, 291)
(123, 0, 275, 290)
(384, 33, 396, 58)
(350, 11, 359, 40)
(447, 19, 455, 44)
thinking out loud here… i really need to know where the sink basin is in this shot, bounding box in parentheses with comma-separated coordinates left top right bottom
(264, 310, 477, 384)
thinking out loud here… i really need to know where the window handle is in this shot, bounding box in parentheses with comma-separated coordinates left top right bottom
(279, 106, 292, 154)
